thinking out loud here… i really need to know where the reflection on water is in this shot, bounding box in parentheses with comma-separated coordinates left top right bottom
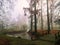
(6, 32, 31, 40)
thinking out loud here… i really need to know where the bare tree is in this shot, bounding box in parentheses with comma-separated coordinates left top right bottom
(40, 0, 43, 30)
(50, 0, 54, 30)
(46, 0, 50, 34)
(23, 0, 40, 40)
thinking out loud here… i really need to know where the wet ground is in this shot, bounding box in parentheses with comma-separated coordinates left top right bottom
(0, 30, 60, 45)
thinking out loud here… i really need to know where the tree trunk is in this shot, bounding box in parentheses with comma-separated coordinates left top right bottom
(50, 0, 54, 30)
(46, 0, 50, 34)
(34, 0, 37, 33)
(41, 0, 43, 30)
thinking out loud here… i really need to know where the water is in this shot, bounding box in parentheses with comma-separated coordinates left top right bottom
(6, 32, 31, 40)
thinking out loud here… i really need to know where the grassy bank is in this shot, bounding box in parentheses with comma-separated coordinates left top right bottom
(0, 33, 55, 45)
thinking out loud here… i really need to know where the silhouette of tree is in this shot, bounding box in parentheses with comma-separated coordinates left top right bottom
(46, 0, 50, 34)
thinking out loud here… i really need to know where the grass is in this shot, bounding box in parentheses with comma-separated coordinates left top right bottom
(0, 32, 56, 45)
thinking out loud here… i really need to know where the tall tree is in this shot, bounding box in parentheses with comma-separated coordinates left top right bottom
(34, 0, 37, 33)
(40, 0, 43, 30)
(46, 0, 50, 34)
(50, 0, 54, 30)
(23, 0, 40, 40)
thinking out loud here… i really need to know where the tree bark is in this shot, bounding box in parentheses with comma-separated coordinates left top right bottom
(46, 0, 50, 34)
(41, 0, 43, 30)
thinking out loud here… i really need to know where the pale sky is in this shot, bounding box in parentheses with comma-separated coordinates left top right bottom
(11, 0, 29, 24)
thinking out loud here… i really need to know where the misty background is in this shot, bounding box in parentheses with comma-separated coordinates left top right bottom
(0, 0, 60, 32)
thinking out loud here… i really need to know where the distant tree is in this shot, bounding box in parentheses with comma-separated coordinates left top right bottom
(40, 0, 43, 30)
(54, 0, 60, 20)
(54, 19, 60, 29)
(53, 0, 60, 30)
(0, 0, 16, 31)
(54, 19, 60, 25)
(22, 24, 28, 31)
(50, 0, 54, 30)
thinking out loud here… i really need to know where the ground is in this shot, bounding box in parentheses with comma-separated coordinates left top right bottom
(0, 30, 60, 45)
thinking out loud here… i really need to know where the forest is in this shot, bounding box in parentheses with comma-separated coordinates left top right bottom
(0, 0, 60, 45)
